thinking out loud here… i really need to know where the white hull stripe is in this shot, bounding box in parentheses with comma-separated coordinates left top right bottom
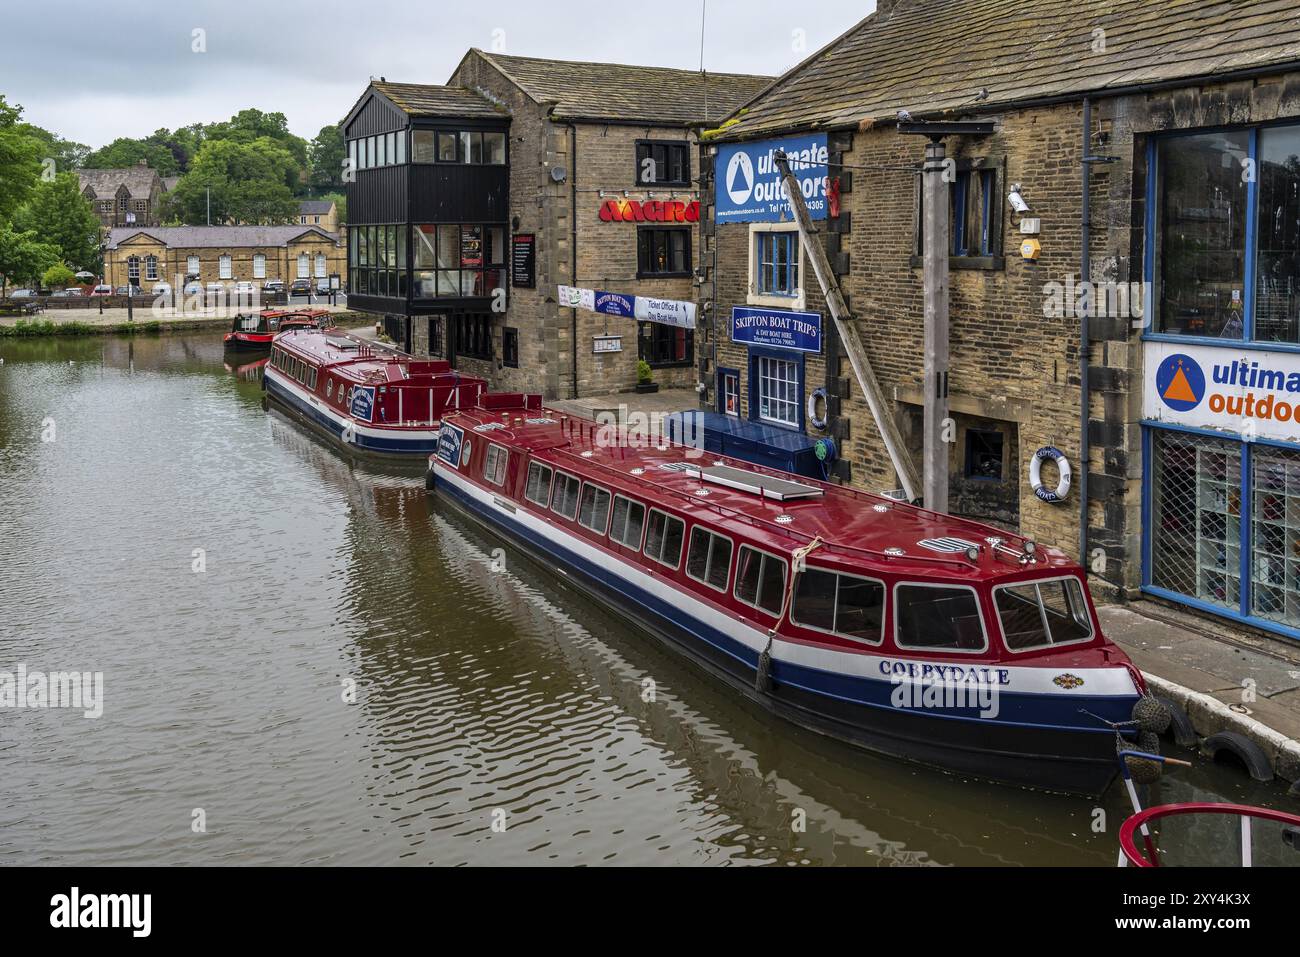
(265, 366, 441, 440)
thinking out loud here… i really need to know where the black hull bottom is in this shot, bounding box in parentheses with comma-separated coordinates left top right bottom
(433, 480, 1124, 798)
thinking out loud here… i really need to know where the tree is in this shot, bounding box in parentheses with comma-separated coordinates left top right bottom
(164, 137, 300, 225)
(22, 124, 90, 175)
(321, 191, 346, 224)
(308, 123, 346, 191)
(0, 96, 42, 225)
(206, 109, 309, 179)
(82, 135, 181, 176)
(0, 226, 60, 293)
(42, 263, 76, 289)
(14, 172, 101, 272)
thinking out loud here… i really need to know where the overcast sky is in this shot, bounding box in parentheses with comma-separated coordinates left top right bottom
(0, 0, 874, 148)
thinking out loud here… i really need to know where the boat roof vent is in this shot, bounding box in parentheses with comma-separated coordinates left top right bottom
(325, 336, 359, 350)
(917, 537, 981, 554)
(657, 462, 693, 473)
(684, 464, 823, 501)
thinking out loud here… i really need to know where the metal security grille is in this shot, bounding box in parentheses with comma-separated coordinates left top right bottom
(1250, 446, 1300, 627)
(1150, 429, 1241, 611)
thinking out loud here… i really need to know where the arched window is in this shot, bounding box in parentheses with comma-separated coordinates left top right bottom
(144, 255, 158, 281)
(297, 253, 310, 279)
(314, 254, 326, 278)
(126, 256, 140, 282)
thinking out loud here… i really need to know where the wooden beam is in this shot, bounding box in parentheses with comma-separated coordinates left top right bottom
(772, 151, 920, 501)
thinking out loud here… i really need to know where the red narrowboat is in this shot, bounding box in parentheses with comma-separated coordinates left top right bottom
(264, 328, 489, 456)
(427, 399, 1154, 796)
(223, 308, 333, 352)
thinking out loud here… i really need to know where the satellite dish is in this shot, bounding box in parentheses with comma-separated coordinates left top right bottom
(550, 165, 568, 183)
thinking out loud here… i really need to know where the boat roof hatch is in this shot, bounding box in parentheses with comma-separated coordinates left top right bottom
(324, 336, 359, 350)
(684, 464, 823, 502)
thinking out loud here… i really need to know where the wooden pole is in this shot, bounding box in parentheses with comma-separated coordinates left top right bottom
(772, 151, 920, 501)
(921, 140, 950, 513)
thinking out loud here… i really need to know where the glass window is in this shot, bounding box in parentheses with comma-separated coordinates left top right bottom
(315, 254, 327, 278)
(895, 584, 987, 651)
(734, 546, 786, 616)
(219, 255, 232, 279)
(386, 132, 396, 165)
(412, 130, 435, 163)
(252, 254, 266, 279)
(1155, 131, 1249, 338)
(460, 131, 483, 164)
(126, 256, 140, 281)
(484, 131, 506, 165)
(367, 136, 376, 169)
(756, 355, 799, 426)
(376, 133, 386, 166)
(348, 139, 357, 173)
(438, 132, 457, 162)
(636, 141, 689, 185)
(1255, 126, 1300, 344)
(686, 527, 733, 591)
(638, 227, 691, 276)
(609, 495, 646, 549)
(550, 471, 581, 521)
(792, 569, 885, 643)
(643, 510, 685, 568)
(578, 483, 612, 533)
(186, 255, 200, 276)
(297, 253, 309, 279)
(144, 255, 158, 280)
(524, 462, 551, 506)
(395, 130, 406, 165)
(995, 578, 1093, 651)
(756, 231, 799, 296)
(483, 443, 508, 485)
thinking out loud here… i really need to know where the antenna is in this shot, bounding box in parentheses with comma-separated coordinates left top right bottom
(699, 0, 708, 121)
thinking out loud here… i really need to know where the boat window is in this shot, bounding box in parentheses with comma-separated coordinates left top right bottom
(686, 527, 733, 592)
(550, 471, 581, 521)
(734, 545, 787, 616)
(308, 368, 317, 390)
(995, 578, 1093, 652)
(609, 495, 646, 549)
(643, 509, 685, 569)
(483, 443, 508, 486)
(525, 462, 552, 507)
(578, 483, 612, 534)
(792, 569, 885, 644)
(895, 584, 987, 652)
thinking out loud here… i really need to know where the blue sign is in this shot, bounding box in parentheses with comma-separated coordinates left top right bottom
(349, 385, 376, 423)
(436, 423, 464, 468)
(731, 306, 822, 354)
(715, 134, 829, 224)
(594, 291, 636, 318)
(1155, 353, 1206, 412)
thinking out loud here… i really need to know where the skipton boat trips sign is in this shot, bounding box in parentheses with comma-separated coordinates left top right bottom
(715, 134, 829, 224)
(349, 385, 376, 423)
(1144, 341, 1300, 443)
(731, 305, 822, 354)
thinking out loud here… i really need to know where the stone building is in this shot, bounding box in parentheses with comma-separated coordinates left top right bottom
(341, 51, 769, 397)
(78, 161, 167, 229)
(699, 0, 1300, 641)
(104, 225, 344, 289)
(297, 199, 340, 231)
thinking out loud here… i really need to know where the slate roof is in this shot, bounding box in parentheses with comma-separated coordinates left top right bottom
(77, 167, 161, 200)
(106, 226, 338, 249)
(370, 81, 506, 118)
(715, 0, 1300, 140)
(298, 200, 335, 215)
(467, 50, 773, 125)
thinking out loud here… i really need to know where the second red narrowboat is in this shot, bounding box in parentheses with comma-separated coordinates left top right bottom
(427, 399, 1157, 796)
(223, 308, 333, 351)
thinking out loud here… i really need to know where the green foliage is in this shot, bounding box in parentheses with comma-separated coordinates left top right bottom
(0, 226, 61, 288)
(0, 96, 43, 225)
(21, 124, 90, 174)
(83, 135, 182, 176)
(308, 123, 346, 191)
(637, 359, 653, 383)
(321, 191, 347, 224)
(42, 263, 77, 288)
(13, 172, 101, 272)
(164, 137, 300, 225)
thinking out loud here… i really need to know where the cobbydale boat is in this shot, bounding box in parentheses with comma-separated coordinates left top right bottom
(264, 328, 486, 455)
(427, 399, 1154, 795)
(223, 308, 333, 352)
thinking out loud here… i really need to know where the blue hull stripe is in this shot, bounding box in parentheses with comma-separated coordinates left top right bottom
(265, 372, 438, 455)
(435, 471, 1137, 735)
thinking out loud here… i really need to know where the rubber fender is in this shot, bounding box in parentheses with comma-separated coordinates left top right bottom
(1156, 696, 1198, 749)
(1203, 730, 1274, 782)
(425, 466, 436, 492)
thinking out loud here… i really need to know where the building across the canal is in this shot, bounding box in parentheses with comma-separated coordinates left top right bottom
(696, 0, 1300, 640)
(104, 225, 345, 289)
(78, 162, 168, 229)
(341, 51, 770, 397)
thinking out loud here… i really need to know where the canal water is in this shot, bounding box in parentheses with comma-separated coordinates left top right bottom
(0, 331, 1294, 866)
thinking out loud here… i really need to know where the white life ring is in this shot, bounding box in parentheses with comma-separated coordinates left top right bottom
(807, 388, 829, 431)
(1030, 446, 1071, 504)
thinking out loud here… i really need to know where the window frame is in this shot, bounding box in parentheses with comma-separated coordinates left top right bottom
(577, 482, 613, 535)
(732, 544, 788, 618)
(636, 226, 692, 278)
(642, 508, 686, 570)
(524, 461, 552, 508)
(992, 575, 1095, 654)
(892, 581, 990, 654)
(634, 139, 690, 187)
(790, 566, 887, 646)
(685, 526, 735, 593)
(750, 349, 803, 429)
(483, 443, 508, 486)
(912, 157, 1004, 271)
(608, 494, 647, 551)
(218, 255, 232, 280)
(549, 470, 582, 522)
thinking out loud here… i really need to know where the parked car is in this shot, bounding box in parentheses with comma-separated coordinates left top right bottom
(8, 288, 36, 298)
(115, 285, 141, 296)
(90, 285, 112, 297)
(289, 278, 312, 295)
(152, 282, 172, 297)
(262, 279, 285, 293)
(51, 287, 83, 298)
(314, 279, 333, 294)
(232, 281, 257, 297)
(206, 282, 224, 295)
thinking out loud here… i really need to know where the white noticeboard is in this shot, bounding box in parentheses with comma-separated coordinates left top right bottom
(593, 335, 622, 354)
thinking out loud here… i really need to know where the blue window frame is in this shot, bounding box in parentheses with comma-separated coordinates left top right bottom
(755, 231, 799, 297)
(948, 168, 996, 258)
(1144, 120, 1300, 351)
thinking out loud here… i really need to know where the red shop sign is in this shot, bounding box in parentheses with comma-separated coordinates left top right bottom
(599, 199, 699, 223)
